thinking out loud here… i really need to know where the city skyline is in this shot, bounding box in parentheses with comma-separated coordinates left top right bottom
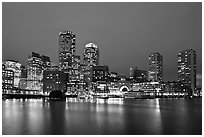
(2, 2, 202, 86)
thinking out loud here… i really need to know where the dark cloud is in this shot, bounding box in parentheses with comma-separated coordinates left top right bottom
(2, 2, 202, 82)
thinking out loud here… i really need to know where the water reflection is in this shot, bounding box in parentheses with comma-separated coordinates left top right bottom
(2, 98, 202, 135)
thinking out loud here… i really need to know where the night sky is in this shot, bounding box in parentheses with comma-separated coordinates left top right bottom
(2, 2, 202, 86)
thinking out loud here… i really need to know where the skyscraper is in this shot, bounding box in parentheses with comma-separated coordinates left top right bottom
(59, 31, 76, 74)
(27, 52, 42, 90)
(83, 43, 99, 84)
(27, 52, 51, 91)
(178, 49, 196, 95)
(148, 52, 163, 82)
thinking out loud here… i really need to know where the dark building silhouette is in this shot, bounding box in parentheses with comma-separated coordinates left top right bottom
(134, 68, 147, 83)
(91, 65, 109, 82)
(148, 52, 163, 82)
(178, 49, 196, 95)
(43, 66, 67, 95)
(20, 66, 27, 78)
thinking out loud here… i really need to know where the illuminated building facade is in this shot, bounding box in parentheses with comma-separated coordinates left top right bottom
(3, 60, 21, 87)
(41, 55, 51, 72)
(163, 81, 190, 95)
(83, 43, 99, 84)
(148, 52, 163, 82)
(43, 66, 67, 95)
(27, 52, 51, 91)
(178, 49, 196, 95)
(70, 55, 81, 82)
(132, 81, 162, 93)
(91, 65, 109, 94)
(67, 55, 85, 94)
(2, 64, 14, 93)
(59, 31, 76, 75)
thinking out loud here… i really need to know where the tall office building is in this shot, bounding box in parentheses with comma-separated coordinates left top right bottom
(70, 55, 81, 82)
(83, 43, 99, 84)
(148, 52, 163, 82)
(27, 52, 51, 91)
(59, 31, 76, 75)
(178, 49, 196, 94)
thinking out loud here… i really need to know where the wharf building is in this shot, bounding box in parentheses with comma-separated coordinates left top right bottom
(83, 43, 99, 89)
(3, 60, 21, 87)
(90, 65, 109, 95)
(2, 63, 14, 93)
(27, 52, 51, 91)
(162, 81, 190, 96)
(148, 52, 163, 82)
(178, 49, 196, 95)
(43, 66, 67, 95)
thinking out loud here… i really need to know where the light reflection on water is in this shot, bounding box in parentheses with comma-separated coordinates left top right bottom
(2, 98, 202, 135)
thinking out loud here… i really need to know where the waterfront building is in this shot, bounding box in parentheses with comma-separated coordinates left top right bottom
(132, 81, 162, 92)
(90, 65, 109, 94)
(108, 72, 119, 82)
(91, 65, 109, 82)
(178, 49, 196, 95)
(3, 60, 21, 87)
(83, 43, 99, 85)
(2, 64, 14, 93)
(43, 66, 67, 95)
(27, 52, 51, 91)
(59, 31, 76, 74)
(148, 52, 163, 82)
(162, 81, 190, 96)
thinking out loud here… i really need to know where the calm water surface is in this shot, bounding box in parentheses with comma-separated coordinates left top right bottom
(2, 98, 202, 135)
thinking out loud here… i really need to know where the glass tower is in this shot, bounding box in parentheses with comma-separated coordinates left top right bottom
(148, 52, 163, 82)
(83, 43, 99, 84)
(178, 49, 196, 94)
(59, 31, 76, 74)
